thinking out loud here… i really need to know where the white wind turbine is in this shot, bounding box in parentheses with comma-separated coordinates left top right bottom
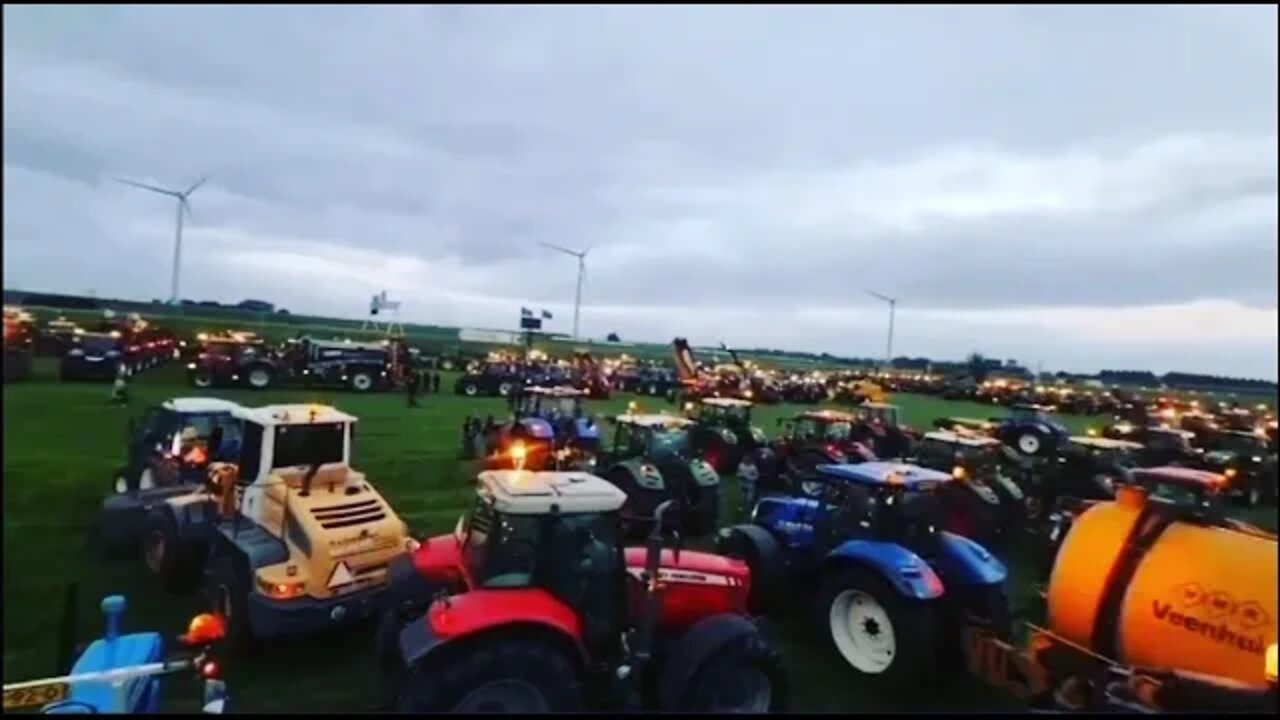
(115, 175, 209, 305)
(537, 241, 590, 340)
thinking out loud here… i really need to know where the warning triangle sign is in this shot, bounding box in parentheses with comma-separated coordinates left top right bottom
(327, 561, 355, 589)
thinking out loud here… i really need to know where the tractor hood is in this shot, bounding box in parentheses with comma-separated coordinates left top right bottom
(518, 418, 555, 440)
(573, 417, 600, 441)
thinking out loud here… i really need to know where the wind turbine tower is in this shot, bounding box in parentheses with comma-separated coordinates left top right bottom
(115, 175, 208, 305)
(537, 241, 590, 340)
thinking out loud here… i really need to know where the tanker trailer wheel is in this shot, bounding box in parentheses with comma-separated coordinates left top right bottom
(191, 370, 214, 389)
(349, 370, 375, 392)
(463, 382, 479, 397)
(667, 630, 787, 713)
(497, 381, 515, 397)
(817, 568, 937, 686)
(1016, 431, 1045, 456)
(396, 637, 582, 712)
(141, 509, 202, 593)
(245, 366, 273, 390)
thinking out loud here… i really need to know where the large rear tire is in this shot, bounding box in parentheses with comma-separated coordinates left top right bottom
(246, 366, 273, 390)
(350, 370, 375, 392)
(395, 637, 582, 712)
(717, 529, 784, 617)
(205, 555, 254, 654)
(816, 568, 938, 687)
(191, 371, 214, 389)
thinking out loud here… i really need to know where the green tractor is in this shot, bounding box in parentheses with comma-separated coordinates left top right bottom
(682, 397, 773, 479)
(597, 413, 722, 538)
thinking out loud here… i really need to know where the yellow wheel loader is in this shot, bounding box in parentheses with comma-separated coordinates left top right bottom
(138, 404, 414, 651)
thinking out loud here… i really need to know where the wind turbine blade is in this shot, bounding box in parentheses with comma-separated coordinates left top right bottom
(114, 177, 180, 197)
(864, 289, 893, 303)
(184, 175, 209, 197)
(181, 198, 194, 221)
(537, 241, 577, 257)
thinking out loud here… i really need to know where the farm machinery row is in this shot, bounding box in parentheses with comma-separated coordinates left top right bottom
(183, 332, 417, 393)
(4, 306, 179, 383)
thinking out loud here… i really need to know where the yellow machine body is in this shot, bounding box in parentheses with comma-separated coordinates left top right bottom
(1047, 487, 1277, 687)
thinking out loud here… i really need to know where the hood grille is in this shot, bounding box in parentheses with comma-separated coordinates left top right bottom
(310, 497, 386, 529)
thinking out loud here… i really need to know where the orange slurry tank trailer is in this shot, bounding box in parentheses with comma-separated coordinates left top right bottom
(1047, 486, 1276, 688)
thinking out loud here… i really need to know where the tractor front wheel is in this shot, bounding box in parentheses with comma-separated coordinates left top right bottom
(141, 510, 202, 593)
(396, 638, 582, 712)
(817, 568, 937, 687)
(671, 631, 786, 713)
(1015, 430, 1046, 456)
(349, 370, 375, 392)
(206, 555, 254, 654)
(191, 370, 214, 389)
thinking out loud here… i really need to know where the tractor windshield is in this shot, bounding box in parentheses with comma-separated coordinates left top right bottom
(648, 427, 691, 460)
(1214, 433, 1266, 456)
(857, 405, 899, 427)
(462, 499, 543, 589)
(548, 397, 580, 419)
(273, 422, 346, 468)
(703, 404, 750, 427)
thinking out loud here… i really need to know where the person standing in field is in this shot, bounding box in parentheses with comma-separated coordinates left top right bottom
(109, 363, 129, 406)
(406, 367, 421, 407)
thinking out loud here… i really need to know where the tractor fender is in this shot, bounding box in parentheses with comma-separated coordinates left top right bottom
(611, 458, 665, 492)
(823, 539, 945, 600)
(687, 458, 720, 488)
(930, 531, 1008, 587)
(163, 493, 217, 542)
(398, 588, 586, 668)
(715, 524, 785, 609)
(656, 613, 769, 712)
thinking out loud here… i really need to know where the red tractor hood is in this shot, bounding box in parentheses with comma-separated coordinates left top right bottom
(623, 547, 751, 632)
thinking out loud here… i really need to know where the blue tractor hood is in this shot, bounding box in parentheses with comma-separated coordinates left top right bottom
(518, 417, 556, 440)
(573, 416, 601, 441)
(66, 596, 164, 713)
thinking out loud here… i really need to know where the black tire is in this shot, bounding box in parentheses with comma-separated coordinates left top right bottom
(463, 382, 479, 397)
(717, 529, 784, 617)
(244, 365, 273, 390)
(815, 567, 938, 687)
(141, 510, 202, 593)
(497, 381, 514, 397)
(683, 482, 721, 537)
(349, 370, 375, 392)
(205, 554, 254, 654)
(395, 637, 582, 712)
(375, 600, 429, 711)
(669, 630, 787, 713)
(191, 370, 214, 389)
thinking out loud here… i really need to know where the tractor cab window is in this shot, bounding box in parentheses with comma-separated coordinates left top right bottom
(1010, 406, 1046, 423)
(79, 335, 121, 354)
(549, 397, 580, 419)
(647, 427, 690, 461)
(272, 422, 346, 469)
(857, 406, 899, 428)
(876, 486, 940, 549)
(702, 404, 750, 427)
(614, 424, 646, 456)
(462, 501, 542, 589)
(1214, 433, 1266, 456)
(140, 408, 179, 444)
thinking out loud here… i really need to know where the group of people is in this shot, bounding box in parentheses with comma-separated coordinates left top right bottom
(405, 369, 443, 407)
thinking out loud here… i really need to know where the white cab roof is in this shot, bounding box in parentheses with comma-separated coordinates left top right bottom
(234, 404, 358, 427)
(479, 470, 627, 514)
(701, 397, 753, 408)
(163, 397, 244, 414)
(526, 386, 587, 398)
(614, 413, 693, 428)
(924, 430, 1001, 447)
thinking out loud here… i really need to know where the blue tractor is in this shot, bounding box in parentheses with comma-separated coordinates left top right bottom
(466, 385, 602, 471)
(994, 404, 1071, 458)
(1, 593, 228, 714)
(716, 462, 1011, 687)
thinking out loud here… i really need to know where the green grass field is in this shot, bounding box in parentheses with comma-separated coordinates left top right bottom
(2, 360, 1272, 712)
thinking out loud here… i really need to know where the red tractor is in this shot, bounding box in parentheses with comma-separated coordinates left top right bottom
(377, 469, 787, 713)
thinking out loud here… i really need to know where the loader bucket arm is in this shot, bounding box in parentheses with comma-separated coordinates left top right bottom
(672, 338, 701, 385)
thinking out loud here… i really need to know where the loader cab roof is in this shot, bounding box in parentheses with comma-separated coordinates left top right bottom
(815, 461, 952, 490)
(233, 404, 358, 427)
(613, 413, 692, 429)
(700, 397, 753, 408)
(162, 398, 244, 415)
(478, 470, 627, 514)
(524, 385, 588, 398)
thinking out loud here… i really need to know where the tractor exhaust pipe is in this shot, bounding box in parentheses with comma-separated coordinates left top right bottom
(620, 500, 680, 710)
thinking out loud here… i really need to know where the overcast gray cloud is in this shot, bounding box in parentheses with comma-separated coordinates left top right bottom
(3, 5, 1277, 377)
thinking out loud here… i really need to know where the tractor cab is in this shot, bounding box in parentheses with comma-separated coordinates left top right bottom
(684, 398, 769, 476)
(1199, 430, 1276, 506)
(849, 402, 915, 460)
(1124, 466, 1229, 519)
(797, 462, 954, 555)
(480, 387, 600, 472)
(606, 414, 695, 464)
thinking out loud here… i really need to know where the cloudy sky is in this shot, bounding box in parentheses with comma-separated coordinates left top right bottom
(4, 5, 1277, 378)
